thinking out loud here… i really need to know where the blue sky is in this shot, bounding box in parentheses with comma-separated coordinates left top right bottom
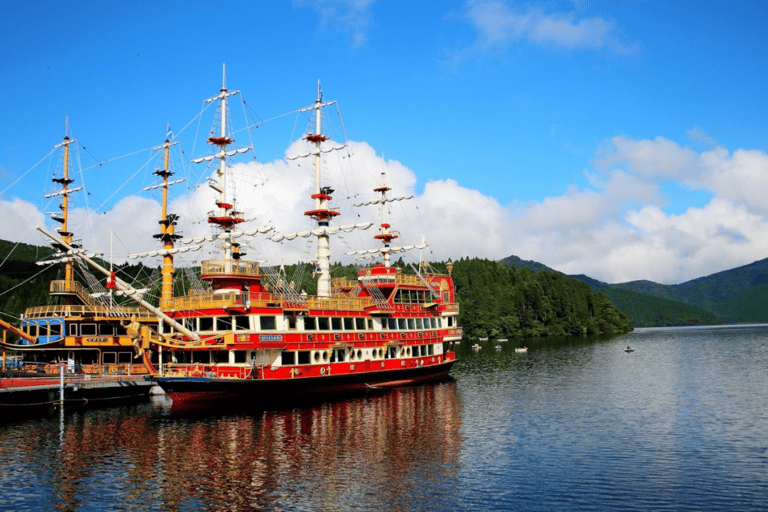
(2, 0, 768, 284)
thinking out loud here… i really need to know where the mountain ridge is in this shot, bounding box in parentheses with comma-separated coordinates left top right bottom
(500, 254, 768, 325)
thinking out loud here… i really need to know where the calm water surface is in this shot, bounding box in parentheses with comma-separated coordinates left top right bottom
(1, 325, 767, 511)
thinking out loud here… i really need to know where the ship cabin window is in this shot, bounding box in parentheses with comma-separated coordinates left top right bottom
(80, 324, 96, 336)
(317, 317, 330, 331)
(69, 324, 77, 336)
(447, 316, 454, 327)
(331, 317, 342, 330)
(234, 351, 247, 363)
(281, 351, 294, 365)
(297, 351, 310, 365)
(443, 292, 450, 303)
(388, 318, 397, 330)
(355, 318, 365, 331)
(103, 352, 116, 364)
(386, 346, 397, 359)
(288, 316, 297, 330)
(407, 318, 415, 330)
(98, 323, 116, 336)
(397, 318, 406, 330)
(235, 316, 249, 331)
(260, 316, 276, 330)
(174, 351, 192, 364)
(213, 351, 228, 363)
(343, 318, 354, 331)
(49, 323, 62, 337)
(303, 317, 316, 330)
(118, 352, 132, 364)
(200, 317, 214, 331)
(183, 318, 195, 331)
(429, 344, 435, 355)
(331, 349, 344, 362)
(216, 317, 232, 331)
(192, 351, 209, 364)
(367, 319, 373, 330)
(431, 318, 437, 329)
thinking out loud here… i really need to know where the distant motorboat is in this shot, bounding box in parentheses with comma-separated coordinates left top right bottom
(495, 345, 502, 350)
(479, 337, 489, 341)
(625, 346, 634, 353)
(472, 344, 481, 350)
(515, 347, 528, 353)
(497, 338, 508, 342)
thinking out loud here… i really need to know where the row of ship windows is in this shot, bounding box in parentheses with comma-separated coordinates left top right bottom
(164, 315, 453, 334)
(169, 344, 440, 365)
(20, 316, 456, 338)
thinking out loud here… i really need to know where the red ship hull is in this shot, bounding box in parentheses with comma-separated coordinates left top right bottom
(154, 358, 456, 411)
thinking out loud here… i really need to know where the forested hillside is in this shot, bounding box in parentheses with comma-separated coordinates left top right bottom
(452, 258, 632, 338)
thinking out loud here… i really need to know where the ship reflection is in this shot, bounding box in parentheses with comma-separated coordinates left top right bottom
(29, 381, 462, 511)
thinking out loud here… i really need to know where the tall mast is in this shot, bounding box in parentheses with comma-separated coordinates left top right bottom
(192, 64, 248, 264)
(152, 139, 180, 309)
(373, 172, 397, 268)
(49, 118, 80, 299)
(304, 81, 339, 297)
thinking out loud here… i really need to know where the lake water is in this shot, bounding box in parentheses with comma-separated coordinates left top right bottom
(1, 325, 767, 511)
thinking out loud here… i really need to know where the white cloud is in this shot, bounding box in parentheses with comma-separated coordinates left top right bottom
(463, 0, 640, 55)
(296, 0, 377, 47)
(6, 134, 768, 287)
(0, 197, 47, 243)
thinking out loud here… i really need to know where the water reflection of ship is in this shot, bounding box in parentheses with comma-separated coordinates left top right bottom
(4, 380, 461, 510)
(154, 381, 461, 509)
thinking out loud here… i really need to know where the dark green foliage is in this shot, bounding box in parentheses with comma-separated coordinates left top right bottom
(0, 260, 58, 326)
(599, 288, 720, 327)
(452, 258, 632, 338)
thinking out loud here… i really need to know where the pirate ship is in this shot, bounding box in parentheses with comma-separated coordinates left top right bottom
(4, 68, 462, 409)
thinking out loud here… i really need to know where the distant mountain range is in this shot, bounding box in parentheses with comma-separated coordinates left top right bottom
(499, 255, 768, 326)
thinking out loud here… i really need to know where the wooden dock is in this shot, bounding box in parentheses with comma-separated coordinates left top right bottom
(0, 374, 153, 413)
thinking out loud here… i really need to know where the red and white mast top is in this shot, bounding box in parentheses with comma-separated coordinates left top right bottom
(191, 64, 251, 261)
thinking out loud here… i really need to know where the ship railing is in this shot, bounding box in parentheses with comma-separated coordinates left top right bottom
(164, 291, 375, 312)
(200, 259, 260, 278)
(49, 279, 101, 307)
(164, 291, 278, 311)
(23, 304, 154, 319)
(356, 268, 450, 288)
(160, 363, 253, 379)
(305, 295, 375, 311)
(0, 361, 149, 385)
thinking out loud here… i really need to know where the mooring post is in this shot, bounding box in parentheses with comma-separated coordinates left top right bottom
(59, 363, 65, 407)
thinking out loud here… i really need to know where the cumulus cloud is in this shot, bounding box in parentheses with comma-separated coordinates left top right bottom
(7, 133, 768, 286)
(462, 0, 640, 55)
(520, 136, 768, 283)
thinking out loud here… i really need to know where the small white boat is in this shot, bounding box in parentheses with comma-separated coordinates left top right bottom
(515, 347, 528, 353)
(625, 346, 634, 353)
(479, 337, 489, 341)
(472, 344, 481, 350)
(495, 345, 502, 350)
(497, 338, 508, 342)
